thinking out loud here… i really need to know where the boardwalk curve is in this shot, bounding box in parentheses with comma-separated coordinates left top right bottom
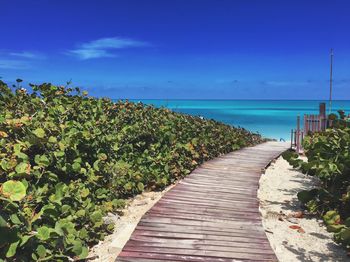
(117, 142, 289, 262)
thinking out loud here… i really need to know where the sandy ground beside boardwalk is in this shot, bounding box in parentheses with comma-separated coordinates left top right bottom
(259, 157, 349, 262)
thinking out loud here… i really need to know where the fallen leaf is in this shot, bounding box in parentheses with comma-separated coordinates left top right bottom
(289, 225, 301, 230)
(297, 228, 305, 233)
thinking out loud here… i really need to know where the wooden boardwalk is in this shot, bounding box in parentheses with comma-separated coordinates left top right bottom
(117, 142, 289, 262)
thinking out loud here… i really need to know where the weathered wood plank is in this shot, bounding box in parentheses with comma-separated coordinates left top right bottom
(121, 246, 276, 260)
(116, 142, 288, 261)
(131, 230, 270, 244)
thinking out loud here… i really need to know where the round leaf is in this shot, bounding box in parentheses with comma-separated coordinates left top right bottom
(36, 226, 50, 241)
(32, 128, 46, 138)
(1, 180, 26, 201)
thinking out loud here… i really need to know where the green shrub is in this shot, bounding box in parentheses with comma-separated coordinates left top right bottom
(283, 125, 350, 250)
(0, 81, 263, 260)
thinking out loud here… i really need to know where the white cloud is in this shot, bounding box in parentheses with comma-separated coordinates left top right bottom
(82, 37, 147, 49)
(68, 37, 149, 60)
(263, 81, 309, 87)
(68, 49, 116, 60)
(9, 51, 45, 59)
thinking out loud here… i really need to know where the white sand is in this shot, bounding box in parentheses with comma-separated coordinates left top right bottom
(88, 184, 175, 261)
(259, 157, 349, 262)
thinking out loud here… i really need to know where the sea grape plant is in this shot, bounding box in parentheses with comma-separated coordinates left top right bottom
(0, 80, 263, 260)
(283, 117, 350, 250)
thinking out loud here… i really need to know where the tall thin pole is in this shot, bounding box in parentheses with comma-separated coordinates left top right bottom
(329, 48, 334, 114)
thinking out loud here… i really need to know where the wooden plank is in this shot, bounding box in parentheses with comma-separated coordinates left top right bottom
(157, 198, 259, 209)
(163, 192, 260, 204)
(134, 225, 267, 239)
(118, 251, 250, 262)
(139, 216, 263, 229)
(144, 211, 262, 223)
(125, 240, 275, 255)
(120, 246, 276, 261)
(131, 230, 270, 243)
(116, 142, 288, 262)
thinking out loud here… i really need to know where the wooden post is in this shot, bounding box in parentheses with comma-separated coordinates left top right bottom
(290, 129, 293, 148)
(319, 102, 326, 131)
(296, 115, 300, 153)
(301, 130, 304, 145)
(318, 115, 322, 131)
(310, 115, 313, 132)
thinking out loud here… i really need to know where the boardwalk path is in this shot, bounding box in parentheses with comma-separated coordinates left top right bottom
(117, 142, 289, 262)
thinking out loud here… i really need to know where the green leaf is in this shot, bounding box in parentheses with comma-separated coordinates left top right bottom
(80, 188, 89, 198)
(0, 159, 8, 171)
(36, 226, 50, 241)
(137, 182, 144, 191)
(0, 215, 7, 227)
(90, 210, 103, 223)
(33, 128, 46, 138)
(34, 155, 50, 167)
(6, 241, 19, 258)
(61, 205, 70, 213)
(124, 182, 133, 191)
(36, 244, 46, 258)
(10, 214, 21, 225)
(20, 235, 33, 247)
(340, 228, 350, 242)
(98, 153, 107, 161)
(72, 162, 81, 172)
(75, 210, 85, 217)
(323, 210, 340, 226)
(71, 240, 82, 256)
(344, 217, 350, 227)
(93, 160, 100, 171)
(78, 228, 88, 239)
(13, 144, 21, 153)
(54, 151, 65, 157)
(15, 162, 30, 175)
(79, 246, 89, 259)
(15, 152, 28, 160)
(48, 136, 57, 143)
(327, 224, 345, 233)
(1, 180, 26, 201)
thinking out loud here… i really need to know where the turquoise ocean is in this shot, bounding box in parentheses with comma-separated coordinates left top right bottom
(128, 100, 350, 140)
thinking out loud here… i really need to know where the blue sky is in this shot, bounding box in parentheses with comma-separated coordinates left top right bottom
(0, 0, 349, 99)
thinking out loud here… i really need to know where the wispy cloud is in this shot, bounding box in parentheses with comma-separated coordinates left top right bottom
(0, 50, 45, 70)
(0, 59, 30, 69)
(69, 49, 117, 60)
(68, 37, 149, 60)
(261, 80, 309, 87)
(9, 51, 45, 59)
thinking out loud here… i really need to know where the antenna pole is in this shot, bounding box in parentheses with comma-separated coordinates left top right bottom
(329, 48, 334, 114)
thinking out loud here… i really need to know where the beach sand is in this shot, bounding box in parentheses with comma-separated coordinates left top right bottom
(259, 156, 349, 261)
